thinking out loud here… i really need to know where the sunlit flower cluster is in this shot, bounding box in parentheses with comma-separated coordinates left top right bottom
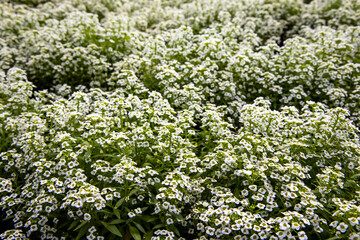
(0, 0, 360, 239)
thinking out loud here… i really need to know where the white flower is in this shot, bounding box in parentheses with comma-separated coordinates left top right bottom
(329, 221, 339, 228)
(349, 218, 359, 226)
(249, 185, 257, 191)
(291, 222, 300, 230)
(336, 222, 348, 233)
(134, 208, 142, 214)
(298, 231, 308, 240)
(349, 233, 360, 240)
(166, 218, 174, 225)
(206, 227, 215, 236)
(84, 213, 91, 221)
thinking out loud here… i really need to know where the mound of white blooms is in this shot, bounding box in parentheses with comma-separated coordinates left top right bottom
(1, 0, 360, 125)
(1, 68, 360, 239)
(0, 0, 360, 239)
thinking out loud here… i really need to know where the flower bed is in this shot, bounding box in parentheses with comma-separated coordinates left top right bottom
(0, 0, 360, 239)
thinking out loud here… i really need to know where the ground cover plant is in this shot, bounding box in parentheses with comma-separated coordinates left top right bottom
(0, 0, 360, 239)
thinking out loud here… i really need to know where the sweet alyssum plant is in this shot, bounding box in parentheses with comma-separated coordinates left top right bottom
(0, 68, 359, 240)
(0, 0, 360, 239)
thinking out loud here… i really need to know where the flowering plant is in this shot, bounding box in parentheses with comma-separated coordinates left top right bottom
(1, 0, 360, 239)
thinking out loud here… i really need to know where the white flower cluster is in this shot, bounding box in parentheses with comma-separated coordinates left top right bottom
(1, 1, 359, 125)
(1, 69, 359, 239)
(0, 0, 360, 239)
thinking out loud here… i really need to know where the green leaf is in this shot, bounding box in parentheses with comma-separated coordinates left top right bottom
(68, 220, 80, 231)
(94, 154, 121, 160)
(129, 225, 142, 240)
(173, 213, 184, 221)
(153, 224, 165, 229)
(75, 223, 90, 240)
(84, 150, 91, 159)
(110, 219, 126, 224)
(74, 221, 88, 231)
(234, 188, 240, 198)
(143, 230, 154, 240)
(351, 173, 360, 179)
(169, 225, 180, 236)
(345, 180, 357, 187)
(326, 237, 342, 240)
(133, 221, 146, 234)
(142, 162, 152, 167)
(128, 188, 140, 198)
(59, 221, 70, 229)
(114, 208, 121, 219)
(115, 198, 125, 209)
(141, 216, 157, 223)
(98, 209, 113, 216)
(101, 221, 123, 237)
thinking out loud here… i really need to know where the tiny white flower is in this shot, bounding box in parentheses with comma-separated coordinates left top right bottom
(166, 218, 174, 225)
(128, 212, 136, 218)
(336, 222, 348, 233)
(298, 231, 308, 240)
(84, 213, 91, 221)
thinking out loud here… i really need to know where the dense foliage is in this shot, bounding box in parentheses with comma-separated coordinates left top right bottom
(0, 0, 360, 239)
